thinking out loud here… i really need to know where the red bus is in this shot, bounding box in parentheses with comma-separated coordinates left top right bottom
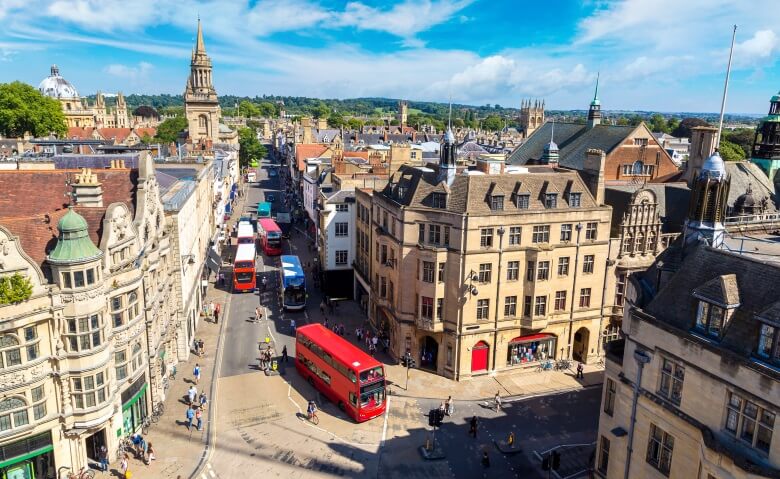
(232, 243, 256, 292)
(257, 218, 283, 256)
(236, 221, 255, 247)
(295, 324, 386, 422)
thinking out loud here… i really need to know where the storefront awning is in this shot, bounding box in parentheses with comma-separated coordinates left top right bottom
(509, 333, 554, 344)
(206, 248, 221, 274)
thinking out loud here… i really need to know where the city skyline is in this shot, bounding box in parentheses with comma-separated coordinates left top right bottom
(0, 0, 778, 113)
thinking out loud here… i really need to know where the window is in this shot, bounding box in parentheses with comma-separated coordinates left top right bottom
(506, 261, 519, 281)
(335, 222, 348, 237)
(579, 288, 592, 308)
(335, 204, 348, 212)
(604, 378, 616, 415)
(615, 273, 627, 307)
(31, 386, 46, 420)
(560, 224, 572, 242)
(437, 298, 444, 320)
(479, 263, 492, 283)
(634, 137, 649, 146)
(432, 192, 446, 208)
(725, 392, 775, 453)
(603, 324, 621, 346)
(476, 299, 489, 320)
(381, 245, 388, 264)
(446, 345, 453, 366)
(508, 226, 521, 245)
(558, 257, 570, 276)
(695, 301, 725, 338)
(65, 315, 103, 353)
(490, 195, 504, 211)
(443, 226, 450, 246)
(598, 436, 610, 474)
(422, 261, 435, 283)
(532, 225, 550, 243)
(526, 261, 535, 281)
(504, 296, 517, 317)
(537, 261, 549, 281)
(335, 250, 348, 265)
(554, 291, 567, 311)
(534, 296, 547, 316)
(418, 224, 425, 243)
(586, 222, 598, 240)
(0, 335, 21, 369)
(544, 193, 557, 208)
(72, 371, 108, 409)
(379, 277, 387, 298)
(115, 350, 128, 381)
(429, 224, 441, 244)
(421, 297, 434, 320)
(480, 228, 494, 247)
(658, 358, 685, 405)
(436, 263, 445, 283)
(86, 269, 95, 284)
(524, 296, 532, 316)
(62, 272, 72, 289)
(0, 397, 28, 432)
(515, 194, 530, 209)
(569, 193, 582, 207)
(583, 255, 595, 274)
(74, 271, 85, 287)
(758, 323, 780, 360)
(646, 424, 674, 475)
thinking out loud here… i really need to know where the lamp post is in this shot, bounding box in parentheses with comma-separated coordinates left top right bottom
(624, 348, 651, 479)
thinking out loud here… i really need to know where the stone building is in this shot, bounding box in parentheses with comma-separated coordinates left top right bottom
(184, 20, 222, 147)
(0, 153, 177, 475)
(519, 99, 545, 138)
(364, 129, 613, 379)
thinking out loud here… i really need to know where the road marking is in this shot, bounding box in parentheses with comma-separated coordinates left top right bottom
(380, 395, 391, 448)
(287, 383, 301, 413)
(208, 469, 216, 478)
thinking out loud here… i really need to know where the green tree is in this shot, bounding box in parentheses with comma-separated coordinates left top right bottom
(0, 81, 67, 137)
(482, 115, 504, 131)
(238, 127, 267, 168)
(257, 102, 277, 117)
(328, 113, 345, 128)
(648, 114, 668, 133)
(719, 138, 745, 161)
(311, 102, 330, 119)
(724, 129, 754, 158)
(346, 118, 364, 130)
(0, 272, 33, 305)
(139, 133, 153, 145)
(155, 116, 188, 144)
(671, 117, 710, 138)
(239, 100, 261, 118)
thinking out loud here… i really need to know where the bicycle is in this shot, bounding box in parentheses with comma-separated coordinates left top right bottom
(596, 356, 606, 368)
(66, 467, 95, 479)
(536, 359, 554, 372)
(116, 436, 132, 461)
(306, 411, 319, 425)
(556, 359, 572, 371)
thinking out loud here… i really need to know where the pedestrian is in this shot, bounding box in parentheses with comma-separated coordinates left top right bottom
(320, 300, 326, 316)
(141, 437, 149, 463)
(120, 453, 130, 479)
(356, 328, 362, 342)
(188, 385, 197, 405)
(323, 317, 329, 328)
(469, 416, 478, 438)
(98, 444, 109, 472)
(193, 364, 201, 385)
(372, 336, 378, 349)
(494, 391, 502, 413)
(209, 301, 215, 317)
(131, 433, 143, 458)
(218, 272, 225, 287)
(439, 402, 446, 416)
(147, 442, 156, 462)
(290, 318, 296, 334)
(445, 396, 454, 416)
(214, 308, 219, 324)
(368, 343, 376, 356)
(186, 405, 195, 430)
(282, 345, 288, 363)
(577, 362, 584, 379)
(199, 392, 208, 410)
(255, 307, 263, 322)
(198, 339, 205, 356)
(481, 451, 490, 468)
(196, 407, 203, 431)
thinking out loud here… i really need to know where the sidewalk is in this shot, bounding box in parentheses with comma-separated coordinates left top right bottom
(312, 300, 603, 403)
(118, 187, 249, 479)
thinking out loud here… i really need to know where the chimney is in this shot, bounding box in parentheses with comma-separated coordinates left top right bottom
(684, 126, 718, 185)
(583, 148, 606, 205)
(317, 117, 328, 130)
(72, 168, 103, 207)
(301, 116, 313, 144)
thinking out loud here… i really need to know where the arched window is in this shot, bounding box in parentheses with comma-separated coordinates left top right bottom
(0, 335, 21, 369)
(623, 233, 632, 254)
(0, 396, 29, 431)
(636, 233, 645, 253)
(633, 160, 644, 175)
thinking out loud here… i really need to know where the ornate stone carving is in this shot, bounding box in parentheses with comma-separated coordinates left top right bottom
(0, 372, 26, 389)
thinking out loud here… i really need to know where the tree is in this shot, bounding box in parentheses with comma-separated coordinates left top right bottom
(482, 115, 504, 131)
(0, 81, 67, 137)
(139, 133, 153, 145)
(257, 102, 277, 117)
(0, 272, 33, 305)
(648, 114, 668, 133)
(724, 129, 754, 158)
(328, 113, 345, 128)
(154, 116, 188, 144)
(238, 127, 267, 168)
(719, 138, 745, 161)
(671, 117, 710, 138)
(238, 100, 260, 118)
(346, 118, 364, 130)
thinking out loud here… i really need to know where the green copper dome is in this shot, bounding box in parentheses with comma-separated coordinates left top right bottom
(48, 208, 102, 263)
(771, 90, 780, 102)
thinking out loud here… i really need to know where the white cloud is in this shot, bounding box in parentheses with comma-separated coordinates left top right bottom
(46, 0, 162, 32)
(733, 29, 779, 67)
(335, 0, 472, 40)
(0, 0, 26, 20)
(104, 61, 153, 81)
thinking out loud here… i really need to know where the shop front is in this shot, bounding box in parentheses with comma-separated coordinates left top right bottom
(0, 432, 55, 479)
(506, 333, 557, 367)
(121, 375, 148, 436)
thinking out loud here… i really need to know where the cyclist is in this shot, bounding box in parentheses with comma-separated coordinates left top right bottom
(307, 400, 317, 420)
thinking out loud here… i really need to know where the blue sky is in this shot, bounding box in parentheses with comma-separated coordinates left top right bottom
(0, 0, 778, 113)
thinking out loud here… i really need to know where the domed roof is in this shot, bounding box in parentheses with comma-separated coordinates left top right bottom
(735, 185, 756, 209)
(444, 128, 455, 143)
(544, 140, 559, 152)
(771, 90, 780, 102)
(38, 65, 80, 99)
(48, 207, 102, 263)
(701, 150, 726, 179)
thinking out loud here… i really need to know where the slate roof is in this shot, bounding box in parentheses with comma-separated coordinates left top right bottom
(604, 183, 691, 235)
(643, 245, 780, 366)
(692, 274, 741, 307)
(379, 164, 598, 215)
(508, 122, 636, 170)
(725, 161, 777, 211)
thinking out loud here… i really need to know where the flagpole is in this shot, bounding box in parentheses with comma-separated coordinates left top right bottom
(716, 25, 737, 149)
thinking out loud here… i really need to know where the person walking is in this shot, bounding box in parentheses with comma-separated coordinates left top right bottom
(320, 300, 326, 317)
(576, 362, 584, 379)
(193, 364, 201, 385)
(255, 307, 263, 323)
(147, 442, 156, 463)
(281, 345, 288, 363)
(445, 396, 454, 416)
(98, 444, 109, 472)
(481, 451, 491, 468)
(195, 407, 203, 431)
(198, 339, 205, 356)
(187, 385, 198, 405)
(186, 405, 195, 430)
(199, 392, 208, 410)
(469, 416, 478, 438)
(494, 391, 502, 412)
(290, 318, 296, 334)
(119, 454, 130, 479)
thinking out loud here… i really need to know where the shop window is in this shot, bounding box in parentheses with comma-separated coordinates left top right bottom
(506, 335, 555, 365)
(0, 397, 29, 431)
(658, 358, 685, 406)
(725, 392, 775, 453)
(72, 371, 108, 409)
(65, 314, 104, 352)
(646, 423, 674, 475)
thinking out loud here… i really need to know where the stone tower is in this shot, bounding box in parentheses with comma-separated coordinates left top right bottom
(685, 150, 730, 248)
(184, 19, 221, 144)
(750, 90, 780, 183)
(397, 100, 408, 127)
(519, 99, 545, 138)
(587, 75, 601, 129)
(114, 92, 128, 128)
(683, 126, 718, 184)
(94, 91, 107, 127)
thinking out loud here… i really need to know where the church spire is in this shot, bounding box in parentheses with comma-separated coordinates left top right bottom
(587, 72, 602, 128)
(195, 17, 206, 54)
(592, 72, 600, 104)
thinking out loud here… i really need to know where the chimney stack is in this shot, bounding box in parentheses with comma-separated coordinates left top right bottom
(72, 168, 103, 207)
(583, 149, 606, 205)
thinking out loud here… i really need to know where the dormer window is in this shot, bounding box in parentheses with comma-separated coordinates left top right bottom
(397, 186, 407, 199)
(695, 301, 725, 338)
(757, 323, 780, 361)
(568, 192, 582, 207)
(490, 195, 504, 211)
(544, 193, 557, 209)
(432, 193, 446, 209)
(515, 194, 530, 209)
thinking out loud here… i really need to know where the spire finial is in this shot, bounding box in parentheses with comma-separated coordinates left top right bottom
(550, 118, 555, 143)
(716, 25, 737, 149)
(195, 17, 206, 54)
(447, 95, 452, 131)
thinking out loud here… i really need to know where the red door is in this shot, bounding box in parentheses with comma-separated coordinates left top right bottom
(471, 341, 489, 372)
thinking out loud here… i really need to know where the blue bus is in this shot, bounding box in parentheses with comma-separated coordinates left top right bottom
(257, 202, 272, 218)
(280, 255, 306, 310)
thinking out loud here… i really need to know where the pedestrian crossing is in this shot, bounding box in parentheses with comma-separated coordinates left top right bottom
(201, 462, 218, 479)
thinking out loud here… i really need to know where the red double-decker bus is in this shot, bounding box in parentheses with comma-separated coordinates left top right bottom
(257, 218, 283, 256)
(232, 243, 256, 292)
(295, 324, 386, 422)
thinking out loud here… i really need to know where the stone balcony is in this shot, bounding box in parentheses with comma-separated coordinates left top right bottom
(416, 317, 444, 333)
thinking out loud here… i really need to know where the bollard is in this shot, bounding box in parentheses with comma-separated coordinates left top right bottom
(508, 432, 515, 447)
